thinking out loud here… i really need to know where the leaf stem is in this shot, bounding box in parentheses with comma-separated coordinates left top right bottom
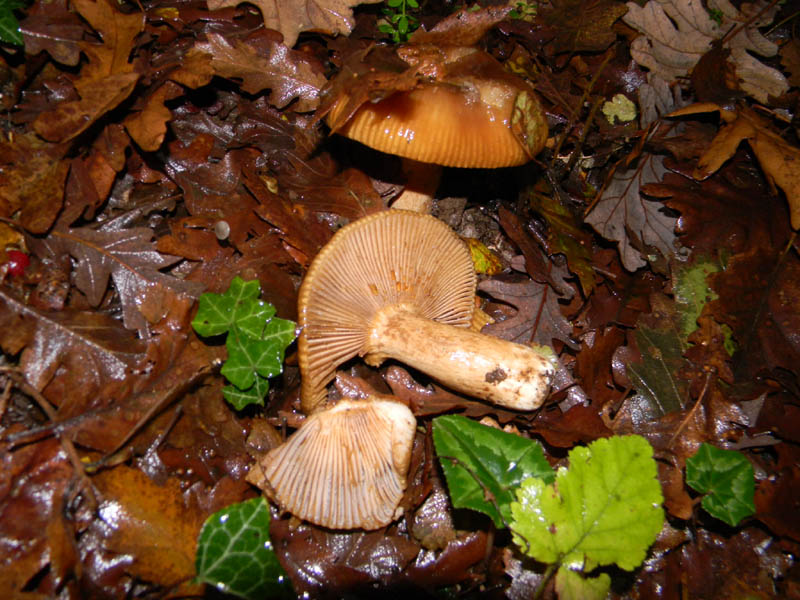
(533, 561, 558, 600)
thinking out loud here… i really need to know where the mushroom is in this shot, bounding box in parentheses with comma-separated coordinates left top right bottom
(326, 49, 548, 213)
(298, 209, 556, 415)
(247, 394, 416, 530)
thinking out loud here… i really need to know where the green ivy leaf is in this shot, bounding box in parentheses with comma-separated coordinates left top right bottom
(192, 278, 296, 410)
(0, 0, 24, 46)
(554, 566, 610, 600)
(511, 435, 664, 572)
(192, 277, 264, 337)
(222, 376, 270, 410)
(433, 414, 554, 528)
(686, 443, 755, 526)
(195, 497, 293, 600)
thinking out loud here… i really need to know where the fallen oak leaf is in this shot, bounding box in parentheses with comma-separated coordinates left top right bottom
(478, 276, 578, 349)
(123, 81, 182, 152)
(90, 465, 207, 587)
(0, 287, 146, 394)
(33, 0, 144, 142)
(669, 104, 800, 229)
(586, 153, 681, 271)
(0, 132, 69, 234)
(185, 32, 325, 111)
(207, 0, 381, 50)
(541, 0, 628, 54)
(623, 0, 788, 103)
(45, 225, 204, 336)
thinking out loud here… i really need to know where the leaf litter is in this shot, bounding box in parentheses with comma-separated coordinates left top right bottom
(1, 0, 799, 598)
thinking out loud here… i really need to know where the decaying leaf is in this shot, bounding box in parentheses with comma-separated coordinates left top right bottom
(186, 32, 325, 111)
(671, 103, 800, 229)
(33, 0, 143, 142)
(44, 225, 204, 335)
(0, 288, 146, 394)
(586, 153, 681, 271)
(0, 132, 69, 233)
(623, 0, 788, 103)
(541, 0, 628, 53)
(90, 466, 206, 586)
(207, 0, 381, 49)
(478, 276, 577, 349)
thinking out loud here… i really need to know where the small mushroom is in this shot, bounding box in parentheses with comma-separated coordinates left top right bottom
(298, 209, 555, 415)
(327, 49, 548, 212)
(247, 396, 416, 530)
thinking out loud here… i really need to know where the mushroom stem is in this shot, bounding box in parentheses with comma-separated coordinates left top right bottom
(390, 159, 441, 213)
(365, 306, 554, 410)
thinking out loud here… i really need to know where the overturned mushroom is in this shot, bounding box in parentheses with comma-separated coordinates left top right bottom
(298, 209, 556, 415)
(247, 394, 416, 530)
(326, 48, 548, 212)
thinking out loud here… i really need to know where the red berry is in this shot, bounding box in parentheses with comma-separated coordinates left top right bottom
(6, 250, 30, 277)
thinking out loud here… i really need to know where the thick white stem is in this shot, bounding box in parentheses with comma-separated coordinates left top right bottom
(365, 307, 554, 410)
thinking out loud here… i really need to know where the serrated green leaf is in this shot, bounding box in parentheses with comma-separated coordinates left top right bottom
(196, 497, 293, 600)
(555, 566, 610, 600)
(433, 414, 554, 528)
(192, 277, 264, 337)
(626, 325, 688, 415)
(0, 0, 24, 46)
(222, 376, 269, 410)
(686, 443, 755, 527)
(511, 435, 664, 572)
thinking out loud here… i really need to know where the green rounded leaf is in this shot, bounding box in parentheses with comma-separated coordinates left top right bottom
(433, 414, 554, 528)
(555, 566, 610, 600)
(195, 497, 293, 600)
(511, 435, 664, 572)
(686, 443, 755, 526)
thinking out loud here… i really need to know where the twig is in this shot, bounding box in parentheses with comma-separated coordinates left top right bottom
(668, 369, 713, 449)
(0, 367, 98, 509)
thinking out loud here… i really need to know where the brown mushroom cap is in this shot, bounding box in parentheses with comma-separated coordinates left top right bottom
(298, 210, 555, 414)
(248, 397, 416, 530)
(299, 209, 476, 413)
(331, 83, 531, 168)
(326, 48, 548, 169)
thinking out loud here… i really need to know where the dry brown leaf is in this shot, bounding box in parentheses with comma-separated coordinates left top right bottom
(207, 0, 380, 49)
(623, 0, 788, 103)
(186, 32, 325, 111)
(671, 103, 800, 229)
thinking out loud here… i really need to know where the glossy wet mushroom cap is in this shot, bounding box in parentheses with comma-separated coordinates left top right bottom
(326, 49, 548, 211)
(247, 397, 416, 530)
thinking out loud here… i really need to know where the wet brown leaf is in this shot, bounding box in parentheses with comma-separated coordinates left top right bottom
(187, 31, 325, 111)
(672, 104, 800, 229)
(123, 81, 182, 151)
(542, 0, 628, 53)
(0, 287, 146, 397)
(0, 133, 69, 233)
(0, 438, 76, 597)
(33, 0, 143, 142)
(479, 275, 577, 349)
(207, 0, 381, 49)
(90, 465, 206, 586)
